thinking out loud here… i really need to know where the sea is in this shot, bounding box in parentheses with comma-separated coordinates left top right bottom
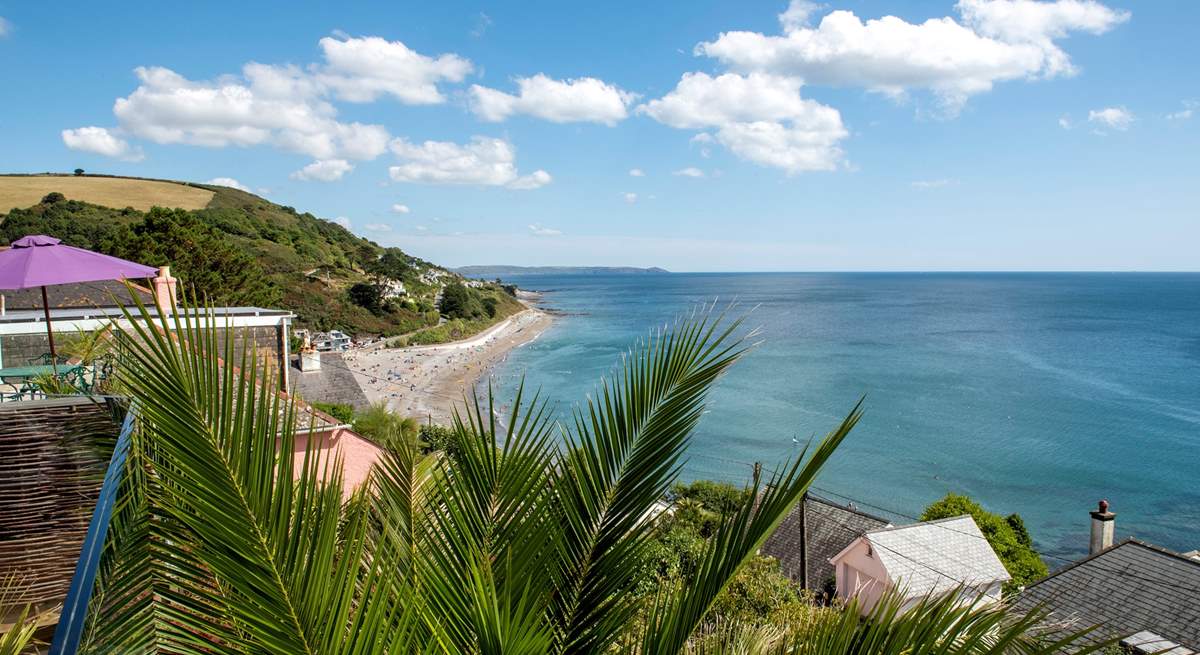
(481, 273, 1200, 562)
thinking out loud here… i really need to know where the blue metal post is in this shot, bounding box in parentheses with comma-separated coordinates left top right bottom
(48, 405, 137, 655)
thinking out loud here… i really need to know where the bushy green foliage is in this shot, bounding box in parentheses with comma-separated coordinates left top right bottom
(438, 282, 482, 319)
(105, 207, 281, 307)
(921, 493, 1049, 593)
(672, 480, 752, 516)
(419, 423, 459, 458)
(631, 479, 814, 632)
(709, 555, 817, 627)
(352, 402, 420, 452)
(347, 282, 383, 314)
(367, 249, 410, 281)
(310, 401, 354, 424)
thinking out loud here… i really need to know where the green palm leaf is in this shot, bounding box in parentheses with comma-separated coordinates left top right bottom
(553, 308, 752, 651)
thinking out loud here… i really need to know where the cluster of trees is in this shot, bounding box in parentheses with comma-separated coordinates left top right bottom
(0, 196, 279, 306)
(922, 492, 1049, 593)
(438, 282, 498, 320)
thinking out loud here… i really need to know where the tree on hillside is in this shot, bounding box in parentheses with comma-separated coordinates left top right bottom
(921, 493, 1049, 593)
(367, 248, 411, 281)
(0, 197, 129, 248)
(105, 207, 281, 308)
(438, 281, 484, 319)
(348, 282, 384, 314)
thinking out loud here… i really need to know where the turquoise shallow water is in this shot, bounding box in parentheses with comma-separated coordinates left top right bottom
(481, 273, 1200, 561)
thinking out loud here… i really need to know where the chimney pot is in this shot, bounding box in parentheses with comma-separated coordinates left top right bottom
(152, 265, 179, 314)
(1089, 499, 1116, 555)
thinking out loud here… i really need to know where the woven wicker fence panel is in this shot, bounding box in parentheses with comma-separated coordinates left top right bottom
(0, 399, 118, 611)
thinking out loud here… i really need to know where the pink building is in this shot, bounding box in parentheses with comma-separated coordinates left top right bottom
(829, 515, 1010, 614)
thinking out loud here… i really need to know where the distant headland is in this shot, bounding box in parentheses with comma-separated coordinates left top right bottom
(455, 265, 670, 277)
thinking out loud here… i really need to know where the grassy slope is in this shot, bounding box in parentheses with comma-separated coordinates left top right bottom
(0, 173, 214, 211)
(0, 174, 525, 339)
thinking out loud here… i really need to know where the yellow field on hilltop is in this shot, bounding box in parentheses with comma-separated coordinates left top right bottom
(0, 175, 214, 212)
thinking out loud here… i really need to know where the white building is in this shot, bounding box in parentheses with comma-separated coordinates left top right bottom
(829, 515, 1010, 614)
(311, 330, 351, 352)
(382, 280, 406, 298)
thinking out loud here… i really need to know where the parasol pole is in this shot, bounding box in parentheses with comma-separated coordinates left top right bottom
(41, 285, 59, 376)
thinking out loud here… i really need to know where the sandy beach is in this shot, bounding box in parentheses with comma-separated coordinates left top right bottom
(343, 306, 554, 423)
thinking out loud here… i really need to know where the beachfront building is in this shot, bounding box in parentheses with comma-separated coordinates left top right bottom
(1014, 503, 1200, 651)
(310, 330, 352, 352)
(829, 515, 1010, 614)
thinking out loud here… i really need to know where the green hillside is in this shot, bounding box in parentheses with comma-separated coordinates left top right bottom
(0, 174, 519, 337)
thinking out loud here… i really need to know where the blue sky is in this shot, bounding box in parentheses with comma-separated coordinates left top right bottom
(0, 1, 1195, 271)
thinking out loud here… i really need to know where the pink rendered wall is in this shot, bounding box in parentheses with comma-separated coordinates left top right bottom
(833, 539, 891, 615)
(292, 427, 383, 498)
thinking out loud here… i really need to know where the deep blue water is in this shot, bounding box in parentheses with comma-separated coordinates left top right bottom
(482, 273, 1200, 561)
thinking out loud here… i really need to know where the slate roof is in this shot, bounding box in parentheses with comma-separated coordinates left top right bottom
(761, 493, 892, 589)
(288, 353, 370, 411)
(855, 515, 1011, 598)
(1014, 540, 1200, 649)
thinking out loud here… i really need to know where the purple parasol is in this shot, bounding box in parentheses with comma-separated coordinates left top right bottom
(0, 235, 158, 372)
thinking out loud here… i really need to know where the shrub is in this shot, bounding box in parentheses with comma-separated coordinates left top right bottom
(921, 493, 1049, 593)
(348, 282, 383, 314)
(352, 402, 420, 452)
(311, 401, 354, 424)
(419, 423, 459, 458)
(41, 192, 66, 204)
(439, 282, 484, 319)
(671, 479, 752, 515)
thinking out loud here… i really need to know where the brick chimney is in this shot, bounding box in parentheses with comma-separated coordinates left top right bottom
(152, 266, 178, 314)
(1089, 499, 1116, 555)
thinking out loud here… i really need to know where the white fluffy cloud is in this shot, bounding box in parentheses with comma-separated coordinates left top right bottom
(779, 1, 821, 31)
(640, 72, 847, 173)
(365, 222, 392, 231)
(315, 36, 472, 104)
(333, 216, 351, 228)
(388, 136, 551, 189)
(629, 168, 645, 177)
(87, 36, 475, 164)
(696, 0, 1129, 113)
(207, 177, 251, 192)
(623, 192, 638, 204)
(1088, 106, 1133, 130)
(290, 159, 353, 181)
(912, 178, 955, 189)
(61, 126, 144, 161)
(0, 16, 11, 37)
(469, 74, 636, 125)
(112, 65, 391, 161)
(673, 167, 705, 178)
(390, 203, 411, 214)
(528, 223, 562, 236)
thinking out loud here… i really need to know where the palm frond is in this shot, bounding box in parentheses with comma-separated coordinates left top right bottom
(640, 400, 862, 653)
(553, 305, 754, 651)
(89, 291, 407, 655)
